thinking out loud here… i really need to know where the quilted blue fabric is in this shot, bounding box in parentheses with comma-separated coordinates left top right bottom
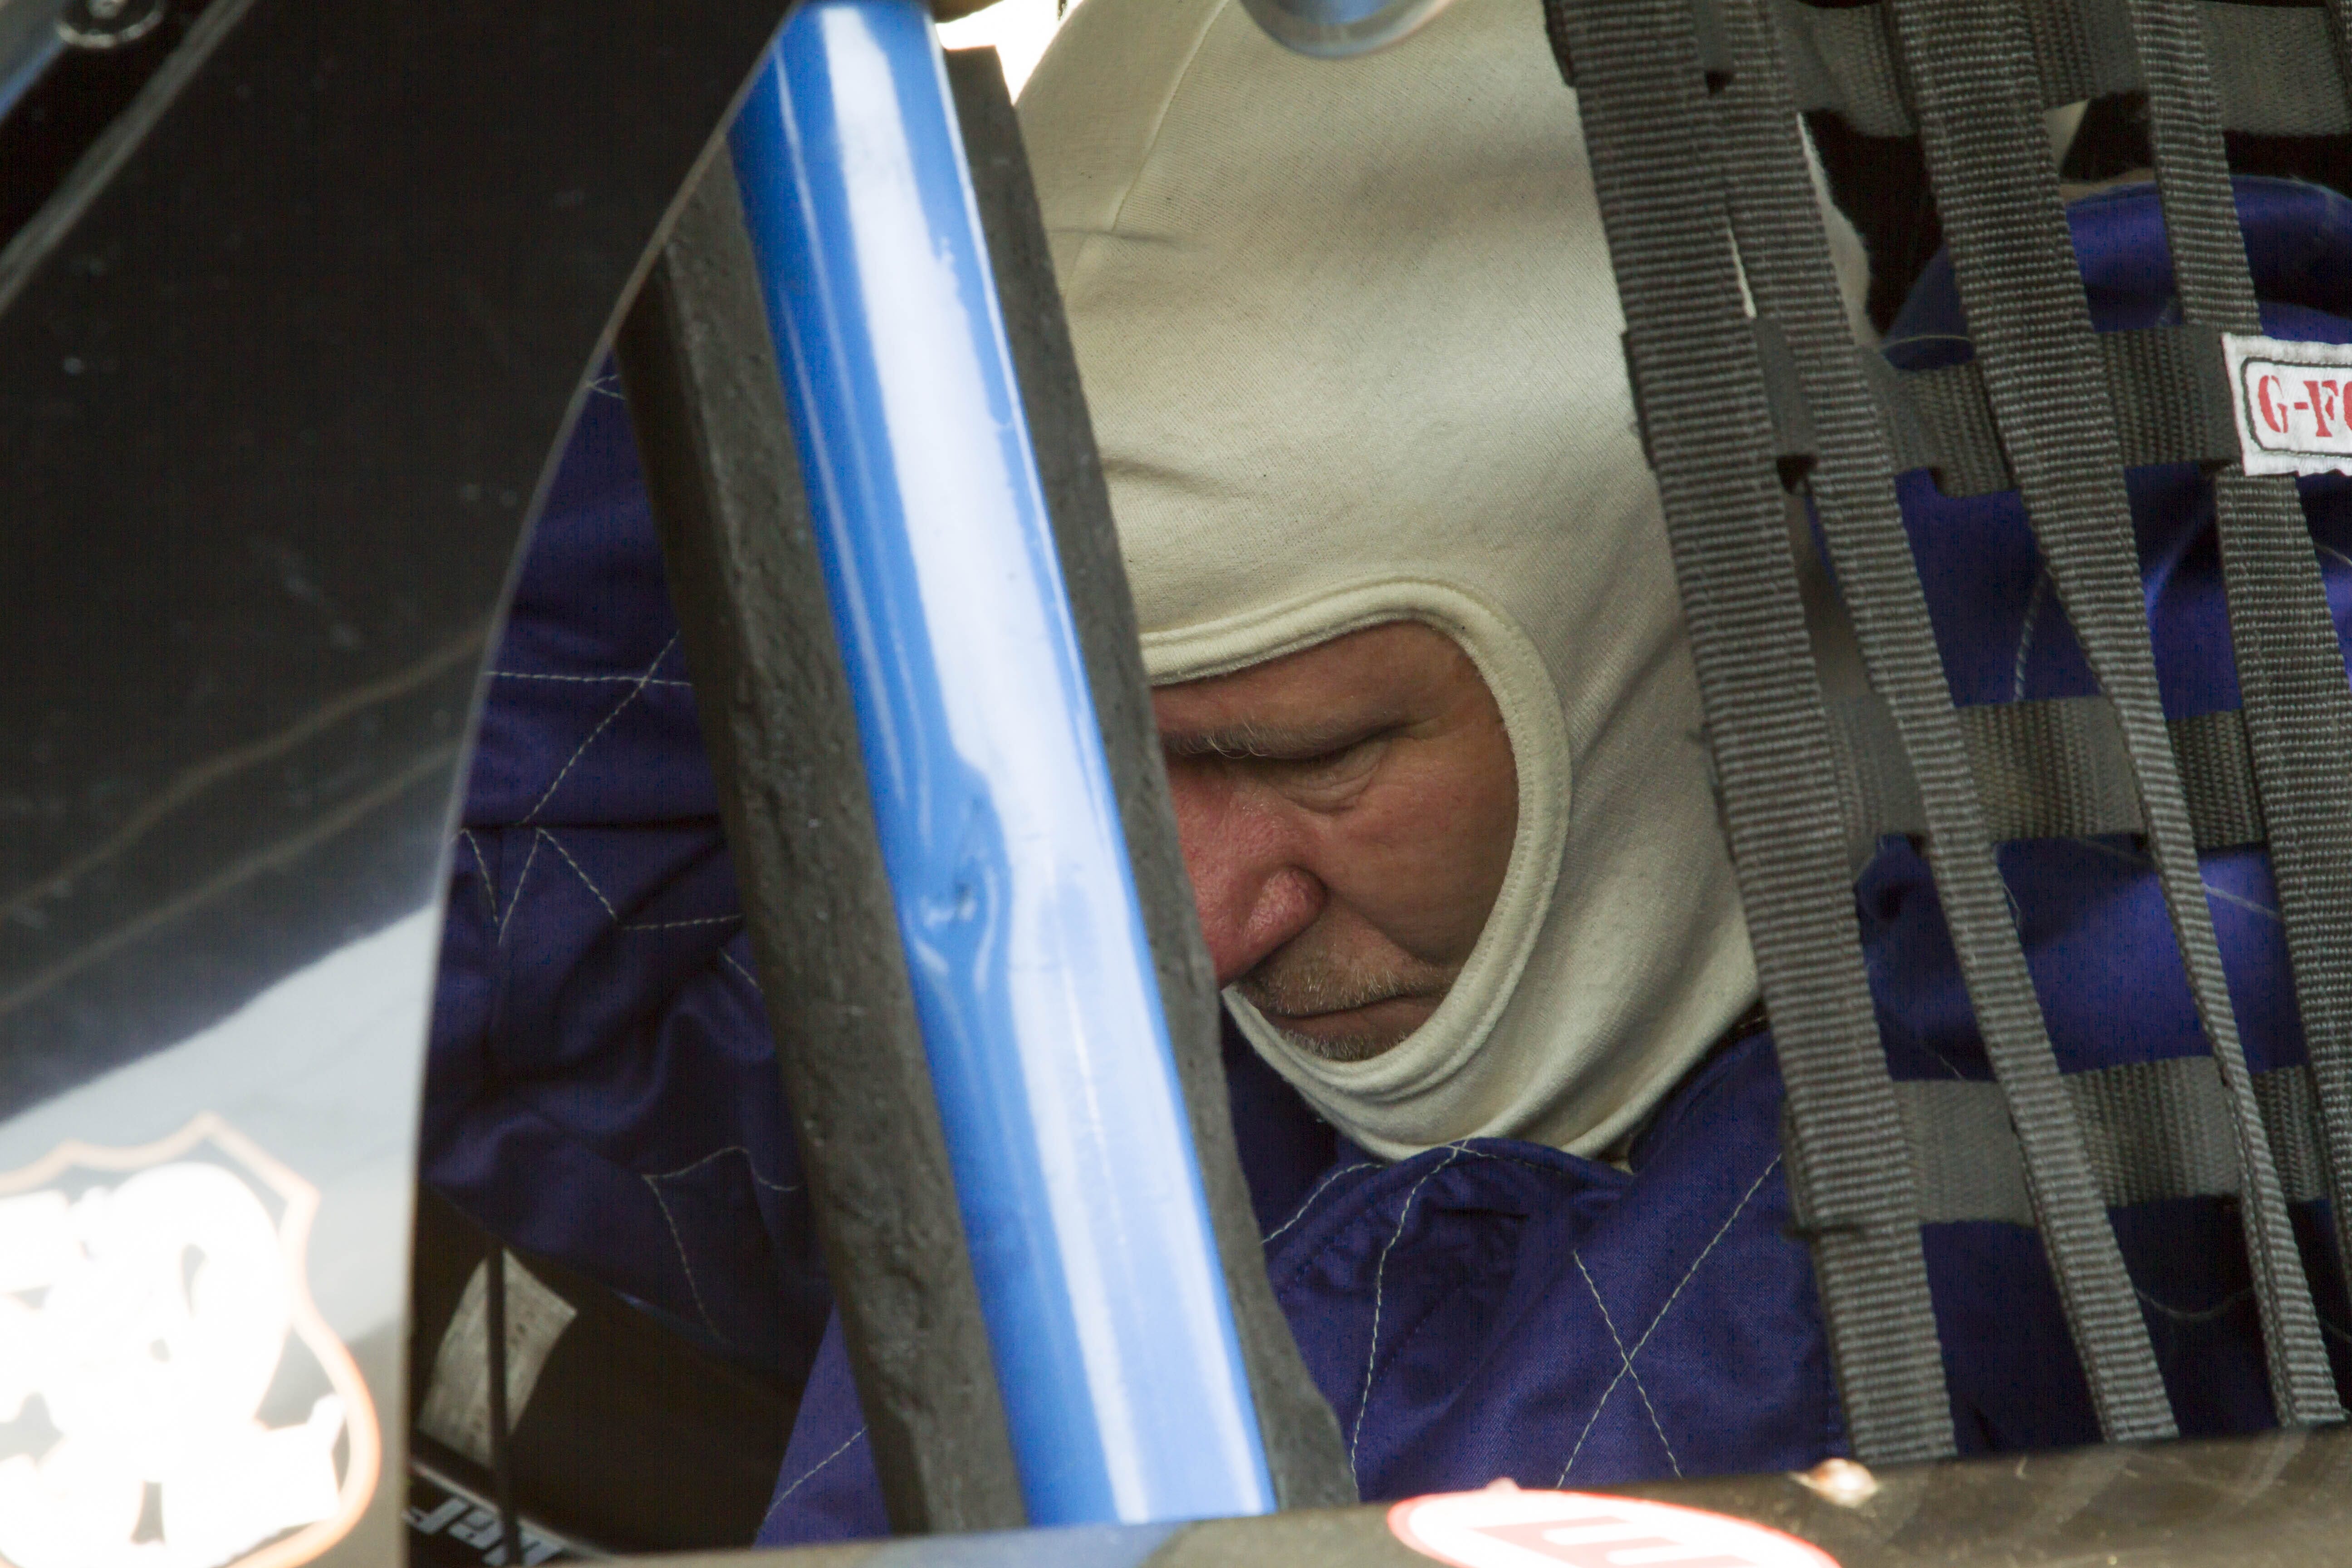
(752, 176, 2352, 1542)
(422, 372, 831, 1379)
(760, 1021, 1832, 1545)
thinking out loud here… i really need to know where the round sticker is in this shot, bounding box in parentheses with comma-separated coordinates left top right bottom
(1389, 1485, 1842, 1568)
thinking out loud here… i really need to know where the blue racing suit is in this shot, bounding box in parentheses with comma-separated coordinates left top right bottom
(420, 177, 2352, 1546)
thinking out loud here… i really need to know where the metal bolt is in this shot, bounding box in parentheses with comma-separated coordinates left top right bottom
(1794, 1457, 1881, 1508)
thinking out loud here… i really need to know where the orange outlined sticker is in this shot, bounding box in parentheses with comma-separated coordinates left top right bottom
(1389, 1484, 1841, 1568)
(0, 1113, 381, 1568)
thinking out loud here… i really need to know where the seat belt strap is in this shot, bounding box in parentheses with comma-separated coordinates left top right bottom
(1772, 0, 2352, 140)
(1884, 1060, 2328, 1225)
(1825, 694, 2266, 863)
(1716, 0, 2176, 1443)
(1552, 0, 1958, 1465)
(1761, 330, 2240, 503)
(1858, 328, 2239, 499)
(1884, 0, 2342, 1425)
(2124, 0, 2352, 1372)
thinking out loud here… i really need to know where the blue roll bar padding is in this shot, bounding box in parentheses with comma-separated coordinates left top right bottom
(727, 1, 1280, 1527)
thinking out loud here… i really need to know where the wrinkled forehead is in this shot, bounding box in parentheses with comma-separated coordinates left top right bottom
(1148, 619, 1481, 746)
(1147, 615, 1436, 691)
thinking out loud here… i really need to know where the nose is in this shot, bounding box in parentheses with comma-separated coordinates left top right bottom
(1163, 763, 1325, 986)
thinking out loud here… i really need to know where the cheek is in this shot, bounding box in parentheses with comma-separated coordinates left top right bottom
(1466, 720, 1520, 882)
(1390, 726, 1519, 872)
(1164, 761, 1299, 888)
(1312, 742, 1519, 960)
(1162, 760, 1229, 868)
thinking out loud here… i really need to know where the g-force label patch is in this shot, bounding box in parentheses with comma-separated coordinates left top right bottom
(2224, 333, 2352, 476)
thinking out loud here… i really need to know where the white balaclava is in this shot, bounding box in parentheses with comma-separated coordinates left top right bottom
(1019, 0, 1760, 1161)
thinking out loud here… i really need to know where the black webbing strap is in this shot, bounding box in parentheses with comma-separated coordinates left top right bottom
(1773, 0, 2352, 140)
(1882, 0, 2343, 1425)
(1827, 693, 2269, 862)
(1863, 328, 2239, 499)
(2122, 0, 2352, 1357)
(1715, 0, 2177, 1442)
(2327, 0, 2352, 144)
(1550, 0, 1957, 1465)
(1894, 1059, 2332, 1225)
(618, 157, 1029, 1533)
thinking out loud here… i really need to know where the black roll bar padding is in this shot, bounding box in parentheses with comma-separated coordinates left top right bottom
(941, 48, 1359, 1511)
(616, 154, 1028, 1536)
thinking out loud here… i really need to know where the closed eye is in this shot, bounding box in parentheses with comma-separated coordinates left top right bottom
(1161, 720, 1402, 808)
(1263, 728, 1398, 800)
(1166, 718, 1399, 762)
(1281, 733, 1385, 771)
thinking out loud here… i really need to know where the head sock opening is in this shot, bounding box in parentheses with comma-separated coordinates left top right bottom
(1022, 0, 1759, 1158)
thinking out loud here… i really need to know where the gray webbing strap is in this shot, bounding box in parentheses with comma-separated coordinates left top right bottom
(1885, 0, 2342, 1426)
(2263, 1068, 2332, 1209)
(1773, 0, 2352, 140)
(2124, 0, 2352, 1361)
(1553, 0, 1957, 1466)
(1826, 695, 2266, 863)
(2098, 328, 2237, 481)
(1894, 1060, 2328, 1225)
(2171, 707, 2267, 848)
(1896, 359, 2013, 498)
(2201, 4, 2352, 136)
(1772, 1, 1911, 137)
(2328, 2, 2352, 161)
(1862, 328, 2238, 499)
(1717, 0, 2175, 1443)
(1963, 698, 2144, 847)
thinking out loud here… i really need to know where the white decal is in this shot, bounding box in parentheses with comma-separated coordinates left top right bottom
(1389, 1482, 1842, 1568)
(416, 1253, 578, 1466)
(0, 1117, 378, 1568)
(2224, 332, 2352, 476)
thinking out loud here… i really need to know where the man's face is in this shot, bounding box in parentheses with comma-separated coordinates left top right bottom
(1153, 621, 1519, 1062)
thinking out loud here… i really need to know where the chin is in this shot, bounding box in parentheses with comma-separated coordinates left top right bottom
(1270, 1023, 1408, 1065)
